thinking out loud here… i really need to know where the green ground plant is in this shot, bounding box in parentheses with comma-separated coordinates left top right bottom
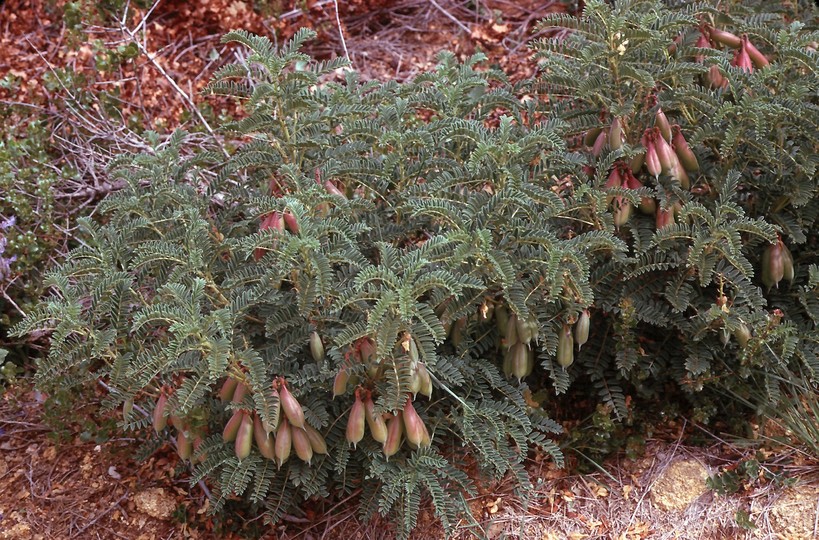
(11, 0, 819, 537)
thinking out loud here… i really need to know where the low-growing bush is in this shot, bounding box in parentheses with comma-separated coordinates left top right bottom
(12, 0, 818, 536)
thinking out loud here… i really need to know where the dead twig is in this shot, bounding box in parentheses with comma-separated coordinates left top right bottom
(71, 491, 130, 538)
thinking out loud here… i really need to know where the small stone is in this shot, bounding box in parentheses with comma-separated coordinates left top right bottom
(133, 487, 176, 520)
(769, 484, 819, 539)
(650, 459, 710, 511)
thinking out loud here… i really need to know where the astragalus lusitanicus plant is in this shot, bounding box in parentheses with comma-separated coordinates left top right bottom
(531, 0, 818, 420)
(12, 0, 819, 535)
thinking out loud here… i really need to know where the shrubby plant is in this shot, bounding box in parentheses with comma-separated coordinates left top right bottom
(12, 0, 819, 536)
(531, 0, 818, 419)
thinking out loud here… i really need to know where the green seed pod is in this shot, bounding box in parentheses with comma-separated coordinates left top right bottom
(332, 369, 349, 398)
(511, 343, 529, 382)
(304, 423, 328, 455)
(612, 197, 633, 228)
(506, 313, 519, 345)
(122, 398, 134, 419)
(417, 363, 433, 398)
(719, 327, 731, 347)
(409, 366, 422, 398)
(278, 383, 305, 430)
(557, 324, 574, 368)
(495, 303, 510, 339)
(629, 151, 645, 174)
(574, 310, 590, 350)
(515, 314, 530, 346)
(526, 346, 535, 377)
(235, 411, 253, 461)
(218, 377, 239, 403)
(383, 413, 403, 460)
(733, 323, 752, 348)
(346, 393, 366, 449)
(177, 430, 193, 461)
(153, 393, 168, 433)
(584, 127, 603, 147)
(782, 242, 794, 283)
(309, 331, 325, 363)
(275, 417, 292, 469)
(526, 315, 540, 345)
(638, 196, 657, 215)
(291, 424, 314, 465)
(222, 409, 244, 442)
(609, 117, 624, 151)
(364, 395, 388, 444)
(503, 348, 514, 378)
(408, 335, 420, 364)
(253, 413, 276, 460)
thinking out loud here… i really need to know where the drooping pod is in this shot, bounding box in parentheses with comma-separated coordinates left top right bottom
(705, 64, 728, 90)
(416, 363, 433, 398)
(655, 108, 672, 142)
(612, 196, 633, 228)
(510, 342, 530, 382)
(364, 394, 388, 444)
(234, 411, 254, 460)
(495, 303, 510, 342)
(708, 26, 742, 48)
(231, 382, 248, 405)
(291, 424, 314, 465)
(720, 327, 731, 347)
(309, 331, 325, 363)
(742, 35, 769, 68)
(591, 130, 608, 158)
(383, 412, 403, 459)
(274, 417, 292, 469)
(671, 125, 699, 173)
(733, 323, 752, 348)
(731, 38, 754, 73)
(278, 381, 305, 430)
(346, 391, 366, 449)
(761, 240, 785, 291)
(505, 313, 519, 345)
(694, 31, 712, 63)
(584, 127, 603, 147)
(402, 397, 431, 449)
(223, 409, 244, 442)
(574, 310, 590, 350)
(333, 369, 349, 398)
(253, 413, 276, 460)
(153, 392, 169, 432)
(781, 242, 795, 284)
(643, 135, 662, 177)
(609, 117, 624, 151)
(283, 211, 299, 234)
(304, 423, 328, 455)
(556, 324, 574, 368)
(122, 398, 134, 420)
(177, 430, 193, 461)
(218, 377, 239, 403)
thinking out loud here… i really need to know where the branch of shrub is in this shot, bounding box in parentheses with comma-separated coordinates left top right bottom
(96, 379, 213, 499)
